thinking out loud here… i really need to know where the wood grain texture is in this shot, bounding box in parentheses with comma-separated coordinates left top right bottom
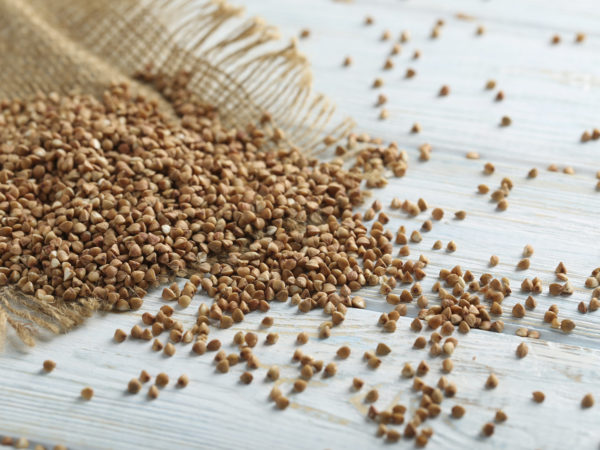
(1, 0, 600, 448)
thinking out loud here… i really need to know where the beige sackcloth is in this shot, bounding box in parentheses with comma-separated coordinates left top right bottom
(0, 0, 353, 346)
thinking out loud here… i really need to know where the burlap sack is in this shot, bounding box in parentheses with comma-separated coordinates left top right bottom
(0, 0, 353, 346)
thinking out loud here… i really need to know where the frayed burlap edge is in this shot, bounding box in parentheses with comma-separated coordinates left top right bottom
(0, 288, 100, 347)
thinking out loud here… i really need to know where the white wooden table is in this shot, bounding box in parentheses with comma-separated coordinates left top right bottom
(2, 0, 600, 448)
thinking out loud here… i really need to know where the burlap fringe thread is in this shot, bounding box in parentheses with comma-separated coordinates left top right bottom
(0, 288, 99, 348)
(0, 0, 354, 346)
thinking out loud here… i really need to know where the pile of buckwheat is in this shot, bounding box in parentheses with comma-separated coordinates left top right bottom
(0, 70, 400, 321)
(3, 62, 600, 447)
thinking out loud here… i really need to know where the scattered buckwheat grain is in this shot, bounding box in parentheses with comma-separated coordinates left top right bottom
(516, 342, 529, 358)
(128, 378, 142, 394)
(482, 423, 495, 436)
(177, 374, 189, 388)
(43, 360, 56, 373)
(581, 393, 594, 409)
(80, 387, 94, 401)
(148, 385, 159, 399)
(114, 329, 127, 343)
(532, 391, 545, 403)
(156, 373, 169, 387)
(485, 373, 499, 389)
(365, 389, 379, 403)
(353, 378, 365, 390)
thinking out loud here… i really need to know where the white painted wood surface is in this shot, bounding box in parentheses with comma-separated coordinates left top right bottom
(2, 0, 600, 448)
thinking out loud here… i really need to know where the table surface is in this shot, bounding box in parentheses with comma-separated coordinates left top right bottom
(2, 0, 600, 449)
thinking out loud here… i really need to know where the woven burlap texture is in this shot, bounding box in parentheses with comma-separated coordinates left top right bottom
(0, 0, 353, 346)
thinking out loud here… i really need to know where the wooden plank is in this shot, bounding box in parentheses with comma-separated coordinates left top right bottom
(1, 0, 600, 448)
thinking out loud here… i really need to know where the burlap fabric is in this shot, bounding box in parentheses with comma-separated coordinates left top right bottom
(0, 0, 352, 346)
